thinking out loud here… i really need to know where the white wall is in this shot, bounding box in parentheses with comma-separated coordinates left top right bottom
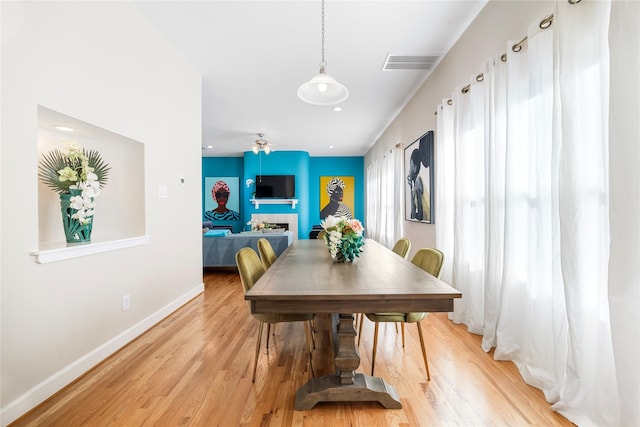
(0, 2, 203, 424)
(365, 0, 555, 258)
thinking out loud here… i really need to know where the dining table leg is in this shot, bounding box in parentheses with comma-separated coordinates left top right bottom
(294, 313, 402, 410)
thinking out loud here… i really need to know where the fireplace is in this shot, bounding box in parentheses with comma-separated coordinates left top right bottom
(251, 214, 298, 240)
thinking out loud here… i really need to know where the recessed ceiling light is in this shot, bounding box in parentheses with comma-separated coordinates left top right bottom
(54, 125, 74, 132)
(332, 107, 342, 112)
(329, 145, 334, 149)
(207, 145, 213, 149)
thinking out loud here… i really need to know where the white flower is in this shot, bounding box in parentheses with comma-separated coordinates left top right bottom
(328, 230, 341, 243)
(246, 178, 255, 187)
(79, 179, 101, 199)
(321, 215, 343, 234)
(247, 218, 265, 231)
(70, 195, 84, 210)
(64, 140, 84, 160)
(71, 210, 92, 225)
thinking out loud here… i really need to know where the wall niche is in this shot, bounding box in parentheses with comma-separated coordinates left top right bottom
(35, 106, 148, 262)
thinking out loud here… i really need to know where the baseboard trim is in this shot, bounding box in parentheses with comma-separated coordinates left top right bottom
(0, 283, 204, 427)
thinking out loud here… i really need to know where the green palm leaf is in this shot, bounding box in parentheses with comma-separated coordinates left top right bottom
(85, 148, 110, 187)
(38, 147, 111, 194)
(38, 149, 72, 194)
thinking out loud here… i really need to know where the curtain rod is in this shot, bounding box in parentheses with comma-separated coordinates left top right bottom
(435, 11, 558, 115)
(460, 14, 552, 94)
(512, 14, 553, 53)
(435, 0, 583, 115)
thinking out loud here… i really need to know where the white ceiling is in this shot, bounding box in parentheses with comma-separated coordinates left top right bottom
(135, 1, 487, 157)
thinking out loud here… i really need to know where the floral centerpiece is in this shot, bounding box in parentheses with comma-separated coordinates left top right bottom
(38, 140, 110, 243)
(247, 219, 278, 232)
(321, 215, 365, 262)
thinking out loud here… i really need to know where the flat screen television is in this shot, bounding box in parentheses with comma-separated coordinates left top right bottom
(255, 175, 295, 199)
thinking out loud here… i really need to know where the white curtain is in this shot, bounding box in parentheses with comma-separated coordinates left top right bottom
(607, 1, 640, 425)
(435, 2, 638, 425)
(435, 101, 455, 285)
(552, 2, 617, 424)
(366, 146, 403, 248)
(447, 72, 488, 335)
(497, 19, 568, 400)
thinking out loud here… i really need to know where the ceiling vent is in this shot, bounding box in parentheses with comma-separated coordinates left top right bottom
(382, 54, 439, 71)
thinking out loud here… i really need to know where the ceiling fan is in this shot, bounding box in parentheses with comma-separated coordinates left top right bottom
(252, 133, 273, 155)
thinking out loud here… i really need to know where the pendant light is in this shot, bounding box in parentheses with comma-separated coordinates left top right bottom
(297, 0, 349, 106)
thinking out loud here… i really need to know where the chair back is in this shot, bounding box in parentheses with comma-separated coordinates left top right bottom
(391, 238, 411, 259)
(257, 238, 278, 269)
(411, 248, 444, 278)
(235, 248, 266, 310)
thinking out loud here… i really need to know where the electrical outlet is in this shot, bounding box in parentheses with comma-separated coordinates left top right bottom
(122, 294, 131, 311)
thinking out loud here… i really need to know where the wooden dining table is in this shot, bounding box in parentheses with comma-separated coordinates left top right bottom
(245, 238, 462, 410)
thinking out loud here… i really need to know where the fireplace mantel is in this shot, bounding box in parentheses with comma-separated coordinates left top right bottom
(250, 198, 298, 209)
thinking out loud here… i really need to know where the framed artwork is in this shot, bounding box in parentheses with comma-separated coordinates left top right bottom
(320, 176, 355, 219)
(204, 177, 240, 221)
(404, 131, 434, 223)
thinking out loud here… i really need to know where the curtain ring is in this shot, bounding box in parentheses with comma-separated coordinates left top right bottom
(539, 14, 553, 29)
(500, 53, 507, 62)
(462, 84, 470, 94)
(512, 35, 527, 52)
(447, 99, 453, 105)
(476, 73, 484, 82)
(568, 0, 581, 4)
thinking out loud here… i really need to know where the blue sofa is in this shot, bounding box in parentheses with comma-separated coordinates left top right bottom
(203, 231, 293, 267)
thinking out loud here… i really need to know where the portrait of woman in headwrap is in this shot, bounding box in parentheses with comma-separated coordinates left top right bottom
(320, 177, 353, 219)
(204, 179, 240, 221)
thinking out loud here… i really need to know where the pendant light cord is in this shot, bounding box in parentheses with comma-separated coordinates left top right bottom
(320, 0, 326, 72)
(297, 0, 348, 105)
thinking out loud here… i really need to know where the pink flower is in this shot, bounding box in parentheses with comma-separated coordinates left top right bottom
(348, 219, 364, 235)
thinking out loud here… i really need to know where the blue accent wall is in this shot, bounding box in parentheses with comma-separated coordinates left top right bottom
(202, 153, 364, 238)
(243, 151, 310, 238)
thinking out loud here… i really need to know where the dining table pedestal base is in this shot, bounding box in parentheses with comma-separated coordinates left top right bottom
(294, 373, 402, 410)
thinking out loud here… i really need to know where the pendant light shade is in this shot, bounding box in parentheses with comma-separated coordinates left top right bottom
(298, 0, 349, 106)
(297, 68, 349, 106)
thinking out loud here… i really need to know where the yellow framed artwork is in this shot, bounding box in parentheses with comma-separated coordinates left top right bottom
(320, 176, 355, 219)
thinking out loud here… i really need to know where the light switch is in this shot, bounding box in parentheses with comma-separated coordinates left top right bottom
(158, 186, 167, 198)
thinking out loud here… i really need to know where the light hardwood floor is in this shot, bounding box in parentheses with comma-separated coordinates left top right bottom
(11, 269, 574, 426)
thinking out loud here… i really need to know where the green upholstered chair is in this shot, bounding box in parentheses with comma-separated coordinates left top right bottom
(360, 247, 444, 380)
(257, 238, 278, 270)
(235, 247, 315, 382)
(391, 238, 411, 259)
